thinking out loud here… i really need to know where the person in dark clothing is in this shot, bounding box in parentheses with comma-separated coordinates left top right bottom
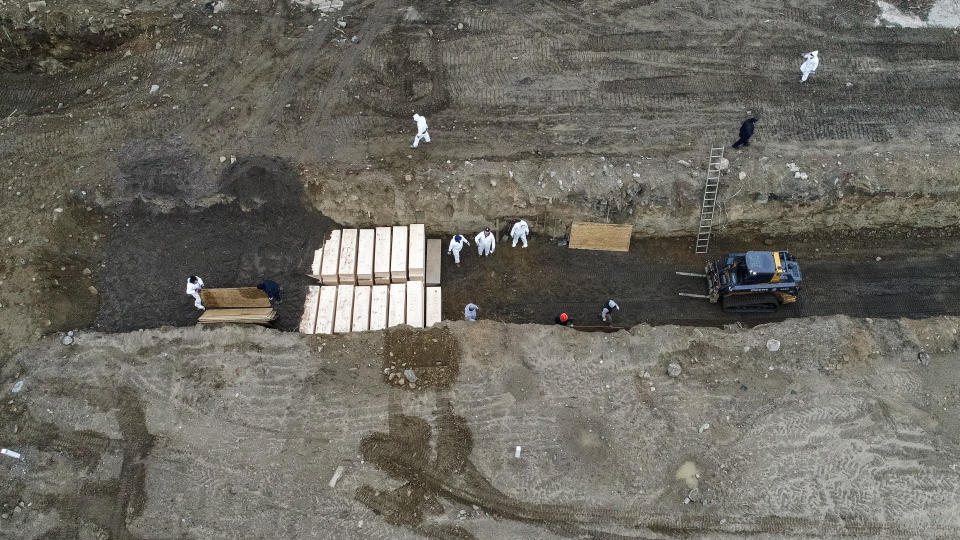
(257, 280, 281, 302)
(732, 117, 758, 148)
(555, 312, 572, 326)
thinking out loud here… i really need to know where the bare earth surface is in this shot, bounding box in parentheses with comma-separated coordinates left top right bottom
(2, 0, 960, 537)
(2, 319, 959, 538)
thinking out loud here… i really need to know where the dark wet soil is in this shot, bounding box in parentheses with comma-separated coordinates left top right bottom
(94, 156, 337, 332)
(440, 226, 960, 328)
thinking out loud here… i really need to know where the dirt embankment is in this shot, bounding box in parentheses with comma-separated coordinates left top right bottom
(1, 317, 958, 537)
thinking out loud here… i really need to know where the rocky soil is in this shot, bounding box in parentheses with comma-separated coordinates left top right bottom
(1, 0, 959, 536)
(0, 317, 958, 537)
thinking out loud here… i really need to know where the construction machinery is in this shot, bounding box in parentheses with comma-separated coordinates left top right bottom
(678, 251, 802, 312)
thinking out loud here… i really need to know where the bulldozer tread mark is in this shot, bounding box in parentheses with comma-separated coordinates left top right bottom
(721, 293, 780, 313)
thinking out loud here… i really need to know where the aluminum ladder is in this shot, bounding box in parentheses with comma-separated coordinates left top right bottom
(695, 147, 724, 254)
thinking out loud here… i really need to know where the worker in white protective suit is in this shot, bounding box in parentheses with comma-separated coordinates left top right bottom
(510, 219, 530, 248)
(800, 50, 819, 83)
(447, 234, 471, 267)
(475, 227, 496, 256)
(186, 275, 205, 310)
(411, 113, 431, 148)
(464, 303, 479, 321)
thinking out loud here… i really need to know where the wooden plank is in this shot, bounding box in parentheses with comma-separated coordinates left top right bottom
(374, 227, 391, 284)
(426, 287, 442, 327)
(370, 285, 389, 331)
(199, 288, 270, 308)
(320, 230, 342, 285)
(316, 286, 338, 334)
(356, 229, 375, 286)
(352, 286, 371, 332)
(334, 285, 354, 333)
(299, 285, 320, 333)
(310, 247, 323, 275)
(391, 225, 408, 283)
(408, 224, 426, 281)
(406, 280, 424, 328)
(568, 222, 633, 252)
(198, 308, 276, 324)
(426, 239, 441, 285)
(337, 229, 358, 285)
(388, 283, 406, 327)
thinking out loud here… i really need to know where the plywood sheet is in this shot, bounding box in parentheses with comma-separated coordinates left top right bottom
(388, 283, 406, 327)
(568, 222, 633, 252)
(334, 284, 354, 333)
(299, 285, 320, 334)
(426, 287, 442, 327)
(408, 223, 426, 281)
(370, 285, 389, 331)
(374, 227, 391, 284)
(406, 280, 424, 328)
(391, 225, 408, 283)
(200, 288, 270, 308)
(352, 286, 371, 332)
(426, 239, 441, 285)
(316, 286, 338, 334)
(356, 229, 375, 285)
(320, 230, 342, 285)
(198, 308, 276, 324)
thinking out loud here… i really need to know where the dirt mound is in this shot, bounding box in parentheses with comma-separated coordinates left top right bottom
(218, 156, 305, 209)
(382, 326, 461, 389)
(94, 156, 337, 332)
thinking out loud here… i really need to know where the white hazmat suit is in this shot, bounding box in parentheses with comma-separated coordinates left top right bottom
(475, 230, 496, 256)
(411, 114, 431, 148)
(186, 276, 205, 310)
(800, 50, 819, 82)
(447, 234, 471, 265)
(464, 303, 479, 321)
(510, 219, 529, 248)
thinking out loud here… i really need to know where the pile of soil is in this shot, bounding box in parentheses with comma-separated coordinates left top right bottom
(94, 156, 337, 332)
(381, 326, 461, 390)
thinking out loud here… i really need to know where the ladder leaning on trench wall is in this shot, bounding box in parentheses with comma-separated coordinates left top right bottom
(695, 147, 724, 254)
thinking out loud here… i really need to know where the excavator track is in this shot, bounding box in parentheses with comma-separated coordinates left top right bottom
(721, 293, 779, 313)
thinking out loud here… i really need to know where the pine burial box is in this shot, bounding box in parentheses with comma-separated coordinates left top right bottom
(568, 222, 633, 252)
(334, 284, 354, 333)
(370, 285, 389, 331)
(308, 248, 323, 281)
(374, 227, 392, 285)
(408, 224, 426, 281)
(388, 283, 406, 327)
(199, 288, 270, 308)
(391, 225, 408, 283)
(337, 229, 358, 285)
(352, 285, 371, 331)
(426, 239, 441, 285)
(320, 230, 342, 285)
(315, 286, 338, 334)
(197, 308, 276, 325)
(356, 229, 375, 286)
(299, 285, 320, 333)
(425, 287, 442, 327)
(406, 280, 424, 328)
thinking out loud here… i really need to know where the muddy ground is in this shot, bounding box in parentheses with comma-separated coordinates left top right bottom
(1, 318, 959, 537)
(440, 225, 960, 327)
(2, 0, 960, 357)
(1, 0, 960, 537)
